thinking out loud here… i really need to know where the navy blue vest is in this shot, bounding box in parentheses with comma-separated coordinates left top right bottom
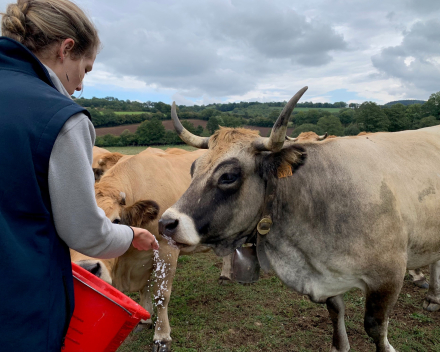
(0, 37, 91, 351)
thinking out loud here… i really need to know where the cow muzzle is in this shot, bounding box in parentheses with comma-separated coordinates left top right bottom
(159, 208, 200, 247)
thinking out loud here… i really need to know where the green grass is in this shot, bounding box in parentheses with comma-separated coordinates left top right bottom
(294, 107, 342, 112)
(114, 111, 148, 115)
(106, 145, 197, 155)
(117, 253, 440, 352)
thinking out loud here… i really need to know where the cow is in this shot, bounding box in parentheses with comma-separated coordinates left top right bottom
(92, 147, 167, 182)
(159, 86, 440, 352)
(76, 148, 209, 352)
(293, 134, 431, 290)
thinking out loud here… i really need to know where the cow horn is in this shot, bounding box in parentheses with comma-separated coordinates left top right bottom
(285, 136, 298, 142)
(253, 86, 308, 152)
(317, 132, 328, 141)
(171, 102, 210, 149)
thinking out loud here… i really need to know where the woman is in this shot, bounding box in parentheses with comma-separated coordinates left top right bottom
(0, 1, 158, 350)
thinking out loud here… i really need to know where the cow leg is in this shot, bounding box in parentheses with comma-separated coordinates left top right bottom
(152, 247, 179, 352)
(408, 269, 429, 289)
(218, 253, 233, 285)
(363, 278, 403, 352)
(140, 272, 155, 327)
(423, 260, 440, 312)
(326, 295, 350, 352)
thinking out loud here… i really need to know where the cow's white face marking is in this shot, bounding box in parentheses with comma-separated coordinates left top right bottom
(161, 208, 200, 246)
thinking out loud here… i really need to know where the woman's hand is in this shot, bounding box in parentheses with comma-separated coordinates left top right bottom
(131, 226, 159, 251)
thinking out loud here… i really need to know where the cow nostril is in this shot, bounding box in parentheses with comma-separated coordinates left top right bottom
(166, 219, 179, 231)
(159, 218, 179, 236)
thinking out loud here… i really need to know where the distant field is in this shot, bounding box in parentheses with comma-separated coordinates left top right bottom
(95, 119, 294, 137)
(106, 145, 196, 154)
(114, 111, 148, 115)
(294, 107, 341, 112)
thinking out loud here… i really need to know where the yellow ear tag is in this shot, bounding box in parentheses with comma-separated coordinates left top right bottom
(277, 162, 293, 179)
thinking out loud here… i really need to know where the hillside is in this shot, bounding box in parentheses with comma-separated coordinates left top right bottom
(384, 100, 426, 106)
(95, 119, 294, 137)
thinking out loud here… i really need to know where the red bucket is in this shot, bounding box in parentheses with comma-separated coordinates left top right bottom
(63, 262, 150, 352)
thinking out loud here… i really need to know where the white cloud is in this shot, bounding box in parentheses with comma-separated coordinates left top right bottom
(2, 0, 440, 103)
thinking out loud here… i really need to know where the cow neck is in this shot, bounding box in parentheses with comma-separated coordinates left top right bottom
(254, 176, 278, 272)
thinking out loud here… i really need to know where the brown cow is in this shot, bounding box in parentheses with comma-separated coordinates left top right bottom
(75, 148, 208, 352)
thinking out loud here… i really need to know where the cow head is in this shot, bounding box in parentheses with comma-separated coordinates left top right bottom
(95, 180, 159, 228)
(160, 87, 308, 256)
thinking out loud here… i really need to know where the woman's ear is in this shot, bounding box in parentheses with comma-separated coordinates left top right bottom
(58, 38, 75, 62)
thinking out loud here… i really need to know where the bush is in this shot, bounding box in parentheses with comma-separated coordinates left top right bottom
(136, 118, 165, 145)
(344, 123, 361, 136)
(95, 134, 121, 147)
(317, 115, 344, 136)
(291, 124, 323, 137)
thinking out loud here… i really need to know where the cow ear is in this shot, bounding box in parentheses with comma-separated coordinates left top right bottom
(93, 168, 104, 182)
(98, 152, 124, 167)
(120, 200, 160, 227)
(119, 192, 126, 206)
(258, 145, 306, 180)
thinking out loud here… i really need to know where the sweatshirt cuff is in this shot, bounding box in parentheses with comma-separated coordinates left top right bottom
(129, 226, 135, 243)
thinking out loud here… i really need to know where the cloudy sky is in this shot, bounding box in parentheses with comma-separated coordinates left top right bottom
(2, 0, 440, 105)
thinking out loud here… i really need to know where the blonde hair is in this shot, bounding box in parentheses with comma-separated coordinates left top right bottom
(1, 0, 100, 58)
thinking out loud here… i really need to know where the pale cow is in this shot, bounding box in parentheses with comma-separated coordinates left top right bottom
(160, 87, 440, 352)
(74, 148, 209, 352)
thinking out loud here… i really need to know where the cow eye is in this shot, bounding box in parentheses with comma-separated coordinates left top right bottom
(112, 219, 121, 224)
(218, 173, 239, 185)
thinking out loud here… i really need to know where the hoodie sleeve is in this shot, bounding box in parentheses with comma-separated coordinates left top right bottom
(48, 112, 133, 259)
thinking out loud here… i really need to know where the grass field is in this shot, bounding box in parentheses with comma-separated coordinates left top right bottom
(117, 252, 440, 352)
(114, 111, 148, 115)
(294, 107, 341, 112)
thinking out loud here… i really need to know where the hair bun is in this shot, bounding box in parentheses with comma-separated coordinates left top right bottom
(1, 2, 29, 43)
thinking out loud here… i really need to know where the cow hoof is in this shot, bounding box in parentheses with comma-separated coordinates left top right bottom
(413, 279, 429, 289)
(423, 300, 440, 312)
(218, 276, 233, 285)
(152, 340, 171, 352)
(330, 347, 350, 352)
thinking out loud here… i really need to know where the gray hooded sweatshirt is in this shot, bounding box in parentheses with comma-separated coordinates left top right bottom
(46, 65, 132, 259)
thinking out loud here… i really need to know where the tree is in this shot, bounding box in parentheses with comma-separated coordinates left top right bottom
(207, 116, 224, 134)
(333, 101, 347, 108)
(383, 103, 410, 132)
(317, 115, 344, 136)
(291, 123, 323, 137)
(349, 103, 359, 109)
(422, 92, 440, 119)
(268, 109, 281, 122)
(221, 114, 242, 128)
(354, 102, 390, 132)
(344, 123, 361, 136)
(120, 129, 138, 146)
(294, 109, 330, 126)
(181, 120, 203, 135)
(136, 118, 165, 145)
(415, 116, 440, 129)
(95, 134, 121, 147)
(406, 104, 422, 129)
(337, 108, 355, 126)
(200, 108, 220, 120)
